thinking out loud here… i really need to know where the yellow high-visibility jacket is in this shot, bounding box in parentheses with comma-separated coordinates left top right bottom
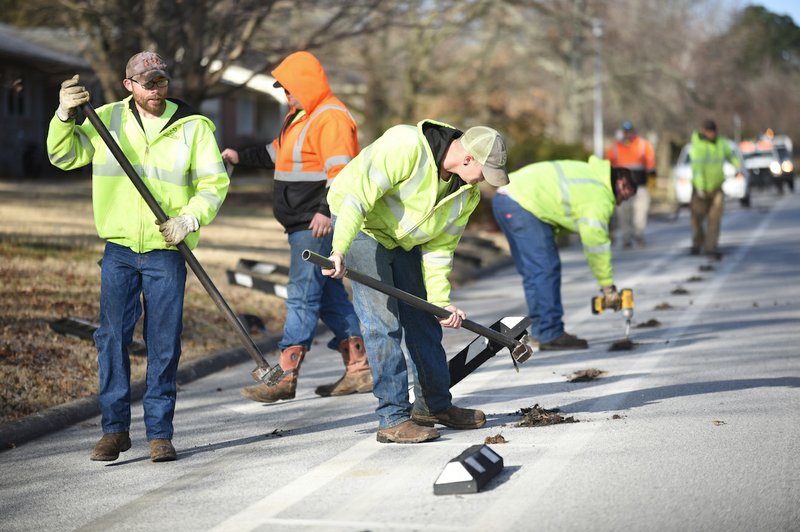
(501, 156, 616, 286)
(47, 96, 229, 252)
(328, 119, 480, 307)
(689, 130, 740, 192)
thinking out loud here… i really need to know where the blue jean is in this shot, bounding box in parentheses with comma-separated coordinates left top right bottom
(492, 193, 565, 343)
(94, 242, 186, 440)
(346, 232, 452, 428)
(282, 229, 362, 351)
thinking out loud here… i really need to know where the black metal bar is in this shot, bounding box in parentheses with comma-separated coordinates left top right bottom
(302, 249, 522, 352)
(81, 104, 282, 385)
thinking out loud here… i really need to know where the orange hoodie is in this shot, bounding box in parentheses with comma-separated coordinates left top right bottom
(268, 51, 359, 232)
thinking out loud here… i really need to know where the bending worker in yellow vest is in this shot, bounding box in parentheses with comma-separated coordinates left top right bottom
(323, 121, 509, 444)
(492, 157, 637, 350)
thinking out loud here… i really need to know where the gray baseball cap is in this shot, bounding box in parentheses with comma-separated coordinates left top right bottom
(125, 52, 170, 82)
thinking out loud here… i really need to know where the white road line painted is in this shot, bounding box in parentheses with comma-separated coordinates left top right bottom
(209, 437, 383, 531)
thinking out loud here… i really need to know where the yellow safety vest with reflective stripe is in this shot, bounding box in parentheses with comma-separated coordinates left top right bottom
(501, 156, 615, 286)
(328, 120, 480, 307)
(689, 130, 740, 192)
(47, 96, 229, 253)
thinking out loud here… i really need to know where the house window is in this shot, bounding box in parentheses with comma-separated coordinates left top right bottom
(236, 96, 256, 137)
(5, 78, 26, 116)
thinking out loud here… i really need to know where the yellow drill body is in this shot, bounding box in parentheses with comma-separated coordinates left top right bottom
(592, 288, 635, 338)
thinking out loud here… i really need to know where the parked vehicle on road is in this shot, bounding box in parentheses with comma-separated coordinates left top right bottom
(739, 138, 786, 193)
(672, 140, 750, 208)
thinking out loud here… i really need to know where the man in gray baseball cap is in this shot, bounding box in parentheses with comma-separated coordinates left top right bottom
(47, 50, 229, 463)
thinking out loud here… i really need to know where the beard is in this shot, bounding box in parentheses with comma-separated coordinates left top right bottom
(133, 91, 166, 116)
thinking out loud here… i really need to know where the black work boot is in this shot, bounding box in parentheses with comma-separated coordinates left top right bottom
(411, 405, 486, 429)
(90, 432, 131, 461)
(539, 332, 588, 351)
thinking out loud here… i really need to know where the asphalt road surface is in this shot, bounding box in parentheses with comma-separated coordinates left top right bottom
(2, 189, 798, 532)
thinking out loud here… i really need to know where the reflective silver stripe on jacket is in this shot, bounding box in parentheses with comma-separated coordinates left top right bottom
(551, 162, 572, 218)
(577, 217, 608, 232)
(422, 249, 452, 266)
(324, 155, 352, 173)
(584, 242, 611, 253)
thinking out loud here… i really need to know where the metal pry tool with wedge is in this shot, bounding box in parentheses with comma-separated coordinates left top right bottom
(302, 250, 534, 367)
(81, 103, 283, 386)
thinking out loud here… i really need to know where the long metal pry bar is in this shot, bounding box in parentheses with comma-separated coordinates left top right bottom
(81, 103, 283, 386)
(302, 250, 534, 365)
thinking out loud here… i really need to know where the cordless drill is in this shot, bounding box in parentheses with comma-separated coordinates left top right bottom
(592, 288, 634, 338)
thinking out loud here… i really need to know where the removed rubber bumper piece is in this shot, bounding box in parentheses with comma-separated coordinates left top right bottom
(411, 405, 486, 429)
(376, 420, 440, 443)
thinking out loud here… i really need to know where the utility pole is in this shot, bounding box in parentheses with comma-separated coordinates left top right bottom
(592, 17, 603, 158)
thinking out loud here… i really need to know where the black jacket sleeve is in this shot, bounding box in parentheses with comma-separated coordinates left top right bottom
(237, 145, 275, 169)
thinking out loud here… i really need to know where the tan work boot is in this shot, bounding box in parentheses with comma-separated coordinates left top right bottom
(376, 420, 440, 444)
(411, 405, 486, 429)
(90, 432, 131, 461)
(241, 345, 306, 403)
(149, 439, 177, 462)
(315, 336, 373, 396)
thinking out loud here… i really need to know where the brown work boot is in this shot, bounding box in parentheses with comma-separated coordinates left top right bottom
(539, 332, 588, 351)
(149, 439, 177, 462)
(376, 420, 440, 444)
(315, 336, 373, 396)
(411, 405, 486, 429)
(90, 432, 131, 461)
(240, 345, 306, 403)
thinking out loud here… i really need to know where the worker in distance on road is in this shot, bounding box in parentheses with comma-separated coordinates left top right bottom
(605, 121, 656, 248)
(492, 156, 637, 351)
(323, 121, 509, 444)
(47, 52, 230, 463)
(688, 119, 741, 259)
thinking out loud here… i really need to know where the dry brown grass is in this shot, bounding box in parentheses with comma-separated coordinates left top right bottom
(0, 178, 288, 424)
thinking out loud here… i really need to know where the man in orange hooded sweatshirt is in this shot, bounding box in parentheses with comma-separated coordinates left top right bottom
(222, 51, 370, 402)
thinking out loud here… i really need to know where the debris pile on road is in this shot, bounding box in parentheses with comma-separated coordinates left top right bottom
(568, 368, 605, 382)
(609, 339, 635, 351)
(635, 319, 662, 328)
(485, 434, 507, 444)
(516, 404, 577, 427)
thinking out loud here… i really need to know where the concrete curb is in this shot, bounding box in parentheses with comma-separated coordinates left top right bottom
(0, 334, 282, 451)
